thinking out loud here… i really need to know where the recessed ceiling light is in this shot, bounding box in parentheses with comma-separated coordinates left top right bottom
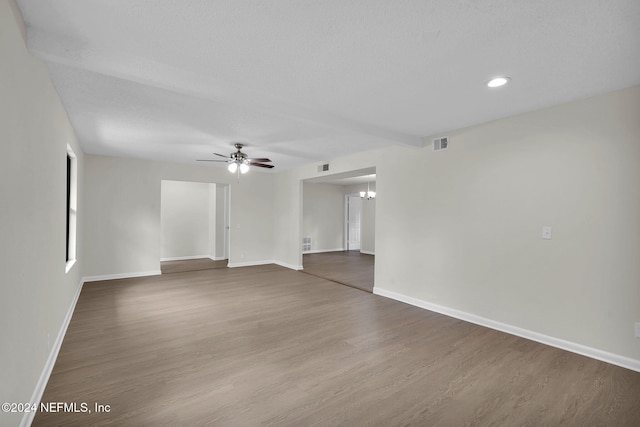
(487, 77, 510, 88)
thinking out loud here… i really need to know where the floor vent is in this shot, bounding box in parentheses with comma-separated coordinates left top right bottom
(302, 237, 311, 252)
(433, 137, 449, 151)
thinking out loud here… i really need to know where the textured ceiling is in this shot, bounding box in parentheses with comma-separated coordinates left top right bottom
(16, 0, 640, 171)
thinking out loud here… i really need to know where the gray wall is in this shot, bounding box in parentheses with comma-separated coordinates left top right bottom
(271, 86, 640, 364)
(302, 183, 345, 252)
(1, 2, 85, 425)
(83, 155, 274, 277)
(161, 180, 211, 260)
(302, 181, 376, 254)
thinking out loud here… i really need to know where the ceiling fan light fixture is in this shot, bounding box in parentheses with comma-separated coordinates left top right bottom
(198, 143, 273, 176)
(487, 76, 510, 88)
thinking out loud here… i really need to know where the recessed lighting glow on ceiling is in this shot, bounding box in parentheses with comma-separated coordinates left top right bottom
(487, 77, 511, 88)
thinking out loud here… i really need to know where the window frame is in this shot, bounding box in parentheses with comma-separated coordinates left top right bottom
(65, 145, 77, 273)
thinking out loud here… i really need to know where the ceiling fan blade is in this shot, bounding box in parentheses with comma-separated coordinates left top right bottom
(213, 153, 230, 158)
(250, 162, 275, 169)
(196, 159, 228, 162)
(247, 158, 272, 163)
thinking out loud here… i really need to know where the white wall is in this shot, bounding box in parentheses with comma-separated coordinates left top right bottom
(272, 86, 640, 365)
(302, 183, 345, 252)
(214, 184, 228, 260)
(161, 180, 211, 260)
(0, 1, 85, 425)
(272, 169, 304, 269)
(208, 184, 217, 259)
(227, 172, 274, 266)
(301, 181, 376, 255)
(84, 155, 273, 277)
(273, 156, 381, 269)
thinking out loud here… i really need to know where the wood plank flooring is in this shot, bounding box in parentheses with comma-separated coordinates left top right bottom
(303, 250, 374, 292)
(34, 265, 640, 426)
(160, 258, 228, 274)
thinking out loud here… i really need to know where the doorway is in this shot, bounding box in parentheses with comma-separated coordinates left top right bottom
(301, 168, 376, 292)
(160, 180, 229, 274)
(345, 194, 362, 251)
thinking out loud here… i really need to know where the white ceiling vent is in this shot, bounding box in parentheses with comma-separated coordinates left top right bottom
(317, 163, 330, 172)
(433, 137, 448, 151)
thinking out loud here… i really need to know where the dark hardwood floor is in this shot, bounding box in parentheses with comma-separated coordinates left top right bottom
(160, 257, 228, 274)
(34, 265, 640, 426)
(303, 250, 374, 292)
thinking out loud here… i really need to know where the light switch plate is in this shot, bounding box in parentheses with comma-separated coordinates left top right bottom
(635, 322, 640, 338)
(542, 226, 552, 240)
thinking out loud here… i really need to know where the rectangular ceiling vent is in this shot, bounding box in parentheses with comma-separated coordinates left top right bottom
(317, 163, 330, 172)
(433, 137, 449, 152)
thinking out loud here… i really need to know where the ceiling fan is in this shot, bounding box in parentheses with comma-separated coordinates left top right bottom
(197, 143, 274, 174)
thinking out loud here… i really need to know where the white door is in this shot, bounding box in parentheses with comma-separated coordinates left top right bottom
(347, 195, 362, 250)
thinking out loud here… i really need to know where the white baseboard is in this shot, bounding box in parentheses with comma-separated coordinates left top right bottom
(373, 287, 640, 373)
(210, 256, 227, 261)
(303, 248, 344, 254)
(227, 260, 274, 268)
(360, 250, 375, 256)
(160, 255, 210, 262)
(274, 260, 304, 270)
(21, 278, 85, 427)
(83, 270, 161, 282)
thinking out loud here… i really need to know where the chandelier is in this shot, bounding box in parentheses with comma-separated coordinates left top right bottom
(360, 175, 376, 200)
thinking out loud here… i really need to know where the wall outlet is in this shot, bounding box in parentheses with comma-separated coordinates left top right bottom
(542, 226, 552, 240)
(635, 322, 640, 338)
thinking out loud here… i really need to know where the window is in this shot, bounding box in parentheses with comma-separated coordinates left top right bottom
(66, 145, 77, 273)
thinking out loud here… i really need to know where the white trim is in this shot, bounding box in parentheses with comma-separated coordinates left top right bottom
(273, 260, 304, 271)
(373, 287, 640, 373)
(210, 256, 227, 261)
(83, 270, 161, 282)
(21, 278, 84, 427)
(64, 259, 77, 274)
(227, 260, 274, 268)
(360, 250, 375, 256)
(303, 248, 345, 254)
(65, 145, 78, 265)
(160, 255, 210, 262)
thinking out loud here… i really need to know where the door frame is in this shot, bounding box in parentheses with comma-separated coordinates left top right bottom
(344, 193, 362, 251)
(224, 185, 230, 259)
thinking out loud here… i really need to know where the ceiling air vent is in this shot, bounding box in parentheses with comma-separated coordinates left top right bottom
(433, 137, 449, 152)
(317, 163, 330, 172)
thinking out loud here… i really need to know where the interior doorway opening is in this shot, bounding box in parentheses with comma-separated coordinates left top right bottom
(160, 180, 230, 274)
(301, 167, 376, 292)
